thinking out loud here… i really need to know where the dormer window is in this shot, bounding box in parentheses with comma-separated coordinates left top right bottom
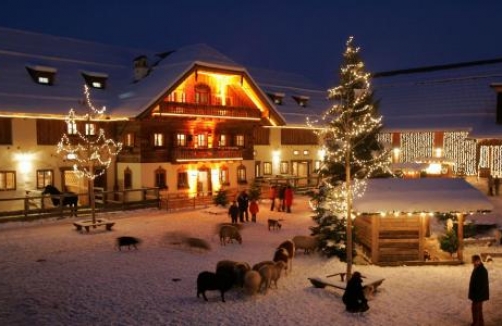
(267, 92, 285, 105)
(26, 65, 57, 85)
(82, 71, 108, 89)
(292, 95, 310, 107)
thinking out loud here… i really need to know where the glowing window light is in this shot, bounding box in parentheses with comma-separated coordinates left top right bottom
(426, 163, 442, 175)
(38, 76, 49, 84)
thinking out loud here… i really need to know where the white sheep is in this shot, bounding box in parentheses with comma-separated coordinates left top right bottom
(243, 270, 261, 295)
(292, 235, 319, 254)
(252, 260, 275, 271)
(269, 261, 286, 289)
(258, 264, 272, 294)
(219, 225, 242, 246)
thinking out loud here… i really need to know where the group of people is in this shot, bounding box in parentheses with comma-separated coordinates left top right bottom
(342, 254, 489, 324)
(269, 185, 294, 213)
(228, 190, 259, 224)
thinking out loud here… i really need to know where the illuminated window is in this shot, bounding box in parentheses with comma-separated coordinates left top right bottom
(154, 167, 167, 189)
(292, 95, 309, 107)
(124, 133, 135, 147)
(235, 135, 245, 147)
(219, 134, 227, 147)
(197, 134, 207, 147)
(177, 171, 189, 189)
(0, 171, 16, 190)
(85, 123, 96, 136)
(67, 121, 77, 135)
(195, 84, 210, 104)
(314, 160, 322, 171)
(280, 162, 289, 174)
(303, 150, 309, 155)
(36, 170, 53, 189)
(237, 165, 247, 184)
(124, 167, 132, 189)
(81, 72, 107, 89)
(293, 150, 299, 155)
(26, 65, 56, 86)
(177, 134, 186, 146)
(263, 162, 272, 175)
(220, 166, 230, 185)
(267, 92, 285, 105)
(154, 133, 164, 147)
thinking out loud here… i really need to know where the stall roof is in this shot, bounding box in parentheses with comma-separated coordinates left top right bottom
(353, 178, 493, 213)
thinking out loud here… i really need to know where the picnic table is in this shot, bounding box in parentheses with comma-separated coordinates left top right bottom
(73, 218, 115, 233)
(309, 272, 385, 296)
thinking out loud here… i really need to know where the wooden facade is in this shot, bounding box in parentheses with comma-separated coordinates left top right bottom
(355, 214, 429, 264)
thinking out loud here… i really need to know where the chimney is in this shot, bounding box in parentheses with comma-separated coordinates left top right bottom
(133, 55, 150, 82)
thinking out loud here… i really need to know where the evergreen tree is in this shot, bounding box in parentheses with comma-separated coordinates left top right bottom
(439, 229, 458, 257)
(310, 37, 389, 276)
(248, 178, 262, 201)
(213, 189, 229, 207)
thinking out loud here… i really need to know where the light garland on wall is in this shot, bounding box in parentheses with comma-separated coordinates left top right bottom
(443, 131, 477, 175)
(400, 132, 433, 162)
(479, 145, 502, 176)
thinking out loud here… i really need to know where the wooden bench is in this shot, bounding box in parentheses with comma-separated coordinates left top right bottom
(308, 272, 385, 296)
(73, 219, 115, 233)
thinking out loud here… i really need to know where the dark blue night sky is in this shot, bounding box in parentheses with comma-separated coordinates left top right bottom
(3, 0, 502, 87)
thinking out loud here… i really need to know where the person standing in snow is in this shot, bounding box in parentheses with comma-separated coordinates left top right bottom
(237, 190, 249, 222)
(284, 185, 293, 213)
(228, 201, 239, 224)
(342, 272, 369, 313)
(249, 199, 259, 223)
(269, 185, 277, 211)
(468, 254, 489, 326)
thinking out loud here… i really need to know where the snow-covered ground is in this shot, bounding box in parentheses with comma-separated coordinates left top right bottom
(0, 194, 501, 326)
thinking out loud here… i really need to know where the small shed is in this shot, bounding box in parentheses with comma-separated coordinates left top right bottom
(352, 178, 493, 264)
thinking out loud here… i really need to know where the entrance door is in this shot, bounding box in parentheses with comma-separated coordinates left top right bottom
(197, 168, 212, 196)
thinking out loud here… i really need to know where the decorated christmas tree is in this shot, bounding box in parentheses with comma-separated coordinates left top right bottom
(310, 37, 389, 277)
(57, 85, 122, 224)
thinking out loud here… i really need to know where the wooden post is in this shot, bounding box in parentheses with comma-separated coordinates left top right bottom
(418, 215, 426, 261)
(371, 214, 380, 263)
(457, 213, 464, 262)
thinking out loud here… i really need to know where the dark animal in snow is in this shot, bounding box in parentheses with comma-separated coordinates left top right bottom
(196, 271, 235, 302)
(117, 236, 141, 250)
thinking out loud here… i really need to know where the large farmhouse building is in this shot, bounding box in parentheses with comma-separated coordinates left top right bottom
(1, 27, 502, 210)
(0, 27, 326, 207)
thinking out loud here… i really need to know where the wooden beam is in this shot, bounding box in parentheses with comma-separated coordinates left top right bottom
(457, 213, 464, 261)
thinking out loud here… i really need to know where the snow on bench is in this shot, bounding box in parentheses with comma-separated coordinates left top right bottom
(309, 272, 385, 295)
(73, 218, 115, 233)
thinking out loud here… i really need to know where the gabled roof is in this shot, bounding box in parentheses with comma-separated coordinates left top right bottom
(0, 27, 323, 125)
(372, 59, 502, 138)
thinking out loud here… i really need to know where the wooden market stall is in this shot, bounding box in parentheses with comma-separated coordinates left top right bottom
(352, 178, 493, 264)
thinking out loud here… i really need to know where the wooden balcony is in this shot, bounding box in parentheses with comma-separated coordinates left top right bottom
(172, 147, 244, 162)
(156, 102, 261, 120)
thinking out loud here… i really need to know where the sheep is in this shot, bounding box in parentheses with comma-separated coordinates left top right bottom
(184, 237, 211, 251)
(258, 265, 272, 294)
(269, 261, 287, 288)
(273, 248, 290, 275)
(196, 270, 235, 302)
(243, 270, 261, 295)
(216, 260, 250, 287)
(292, 235, 319, 254)
(219, 225, 242, 246)
(277, 239, 295, 272)
(252, 260, 275, 272)
(116, 236, 141, 250)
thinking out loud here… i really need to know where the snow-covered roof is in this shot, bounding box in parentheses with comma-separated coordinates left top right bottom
(0, 27, 327, 124)
(353, 178, 493, 213)
(373, 61, 502, 138)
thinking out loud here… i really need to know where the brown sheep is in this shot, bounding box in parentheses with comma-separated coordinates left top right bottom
(216, 260, 250, 288)
(244, 270, 261, 295)
(252, 260, 275, 272)
(219, 225, 242, 246)
(292, 235, 319, 254)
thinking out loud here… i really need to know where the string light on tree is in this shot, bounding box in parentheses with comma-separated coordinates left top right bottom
(309, 36, 390, 279)
(57, 85, 122, 224)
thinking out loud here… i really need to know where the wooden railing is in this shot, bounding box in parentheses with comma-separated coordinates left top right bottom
(157, 102, 261, 119)
(0, 187, 161, 222)
(172, 147, 243, 162)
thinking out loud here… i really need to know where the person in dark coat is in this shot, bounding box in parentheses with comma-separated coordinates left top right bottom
(469, 254, 489, 326)
(277, 186, 286, 212)
(237, 190, 249, 222)
(284, 185, 293, 213)
(228, 201, 239, 224)
(342, 272, 369, 313)
(269, 185, 277, 211)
